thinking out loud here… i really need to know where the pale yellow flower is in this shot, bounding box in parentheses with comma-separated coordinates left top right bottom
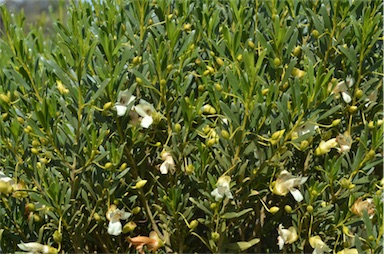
(18, 242, 58, 254)
(336, 248, 358, 254)
(315, 138, 338, 156)
(159, 151, 175, 174)
(211, 175, 233, 201)
(309, 236, 332, 254)
(114, 89, 136, 117)
(272, 170, 308, 202)
(134, 99, 156, 128)
(106, 204, 131, 236)
(277, 224, 298, 250)
(336, 131, 352, 153)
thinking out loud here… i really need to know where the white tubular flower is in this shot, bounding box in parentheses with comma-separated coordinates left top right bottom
(134, 99, 155, 128)
(211, 175, 233, 201)
(331, 77, 353, 103)
(277, 224, 298, 250)
(309, 236, 332, 254)
(106, 204, 131, 236)
(315, 138, 338, 156)
(160, 152, 175, 174)
(114, 89, 136, 117)
(18, 242, 58, 254)
(272, 170, 308, 202)
(336, 131, 352, 153)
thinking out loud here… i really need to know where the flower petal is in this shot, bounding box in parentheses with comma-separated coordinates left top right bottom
(211, 188, 223, 201)
(277, 236, 285, 250)
(160, 162, 168, 174)
(108, 220, 122, 236)
(290, 188, 304, 202)
(115, 105, 128, 117)
(140, 115, 153, 128)
(341, 92, 352, 103)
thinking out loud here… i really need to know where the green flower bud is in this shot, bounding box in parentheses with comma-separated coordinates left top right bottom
(269, 206, 280, 214)
(186, 164, 195, 175)
(311, 29, 319, 38)
(122, 221, 137, 233)
(135, 180, 147, 189)
(306, 205, 314, 213)
(174, 123, 182, 133)
(221, 130, 230, 139)
(189, 220, 199, 230)
(53, 230, 62, 243)
(248, 40, 255, 49)
(132, 207, 141, 214)
(284, 205, 292, 213)
(211, 232, 220, 241)
(103, 102, 113, 111)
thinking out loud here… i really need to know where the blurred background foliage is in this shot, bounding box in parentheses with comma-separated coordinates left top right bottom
(0, 0, 382, 253)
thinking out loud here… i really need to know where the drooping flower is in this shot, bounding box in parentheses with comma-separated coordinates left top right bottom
(314, 138, 338, 156)
(159, 151, 175, 174)
(277, 224, 298, 250)
(134, 99, 156, 128)
(114, 89, 136, 117)
(351, 197, 375, 218)
(106, 204, 131, 236)
(336, 248, 358, 254)
(331, 77, 353, 103)
(127, 231, 162, 254)
(211, 175, 233, 201)
(336, 131, 352, 153)
(272, 170, 308, 202)
(18, 242, 58, 254)
(291, 122, 319, 140)
(309, 236, 332, 254)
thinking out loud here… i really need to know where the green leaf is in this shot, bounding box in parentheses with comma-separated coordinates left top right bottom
(222, 208, 253, 219)
(225, 238, 260, 251)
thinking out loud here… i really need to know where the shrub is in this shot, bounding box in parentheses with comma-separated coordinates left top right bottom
(0, 0, 382, 253)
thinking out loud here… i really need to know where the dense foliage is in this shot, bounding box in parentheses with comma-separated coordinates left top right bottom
(0, 0, 382, 253)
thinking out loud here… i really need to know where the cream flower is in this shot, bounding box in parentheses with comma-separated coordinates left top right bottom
(0, 171, 14, 184)
(114, 89, 136, 117)
(106, 204, 131, 236)
(18, 242, 58, 254)
(160, 151, 175, 174)
(134, 99, 156, 128)
(314, 138, 338, 156)
(331, 77, 353, 103)
(291, 122, 319, 140)
(272, 170, 308, 202)
(277, 224, 298, 250)
(211, 175, 233, 201)
(336, 248, 358, 254)
(127, 231, 162, 254)
(336, 131, 352, 153)
(309, 236, 332, 254)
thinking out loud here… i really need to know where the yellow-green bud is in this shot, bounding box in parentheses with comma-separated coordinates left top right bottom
(132, 56, 141, 64)
(293, 46, 301, 56)
(135, 179, 147, 189)
(53, 230, 62, 243)
(135, 77, 143, 84)
(160, 79, 167, 87)
(236, 54, 243, 61)
(202, 104, 216, 114)
(195, 58, 202, 65)
(206, 138, 217, 147)
(189, 220, 199, 230)
(348, 106, 358, 113)
(355, 89, 363, 99)
(284, 205, 292, 213)
(32, 140, 40, 147)
(132, 207, 141, 214)
(186, 164, 194, 174)
(215, 83, 223, 91)
(221, 130, 230, 139)
(206, 66, 215, 74)
(103, 102, 113, 111)
(203, 70, 211, 76)
(26, 203, 36, 212)
(248, 40, 255, 49)
(311, 29, 319, 39)
(93, 213, 101, 222)
(122, 221, 137, 233)
(216, 57, 224, 66)
(269, 206, 280, 214)
(300, 140, 309, 150)
(167, 64, 172, 71)
(0, 182, 13, 194)
(311, 190, 318, 196)
(0, 93, 10, 104)
(33, 214, 42, 222)
(211, 232, 220, 241)
(174, 123, 182, 133)
(104, 162, 113, 169)
(332, 119, 341, 126)
(273, 57, 281, 67)
(210, 203, 217, 210)
(262, 88, 269, 96)
(306, 205, 314, 213)
(198, 85, 205, 92)
(120, 163, 128, 171)
(31, 148, 39, 155)
(183, 23, 191, 31)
